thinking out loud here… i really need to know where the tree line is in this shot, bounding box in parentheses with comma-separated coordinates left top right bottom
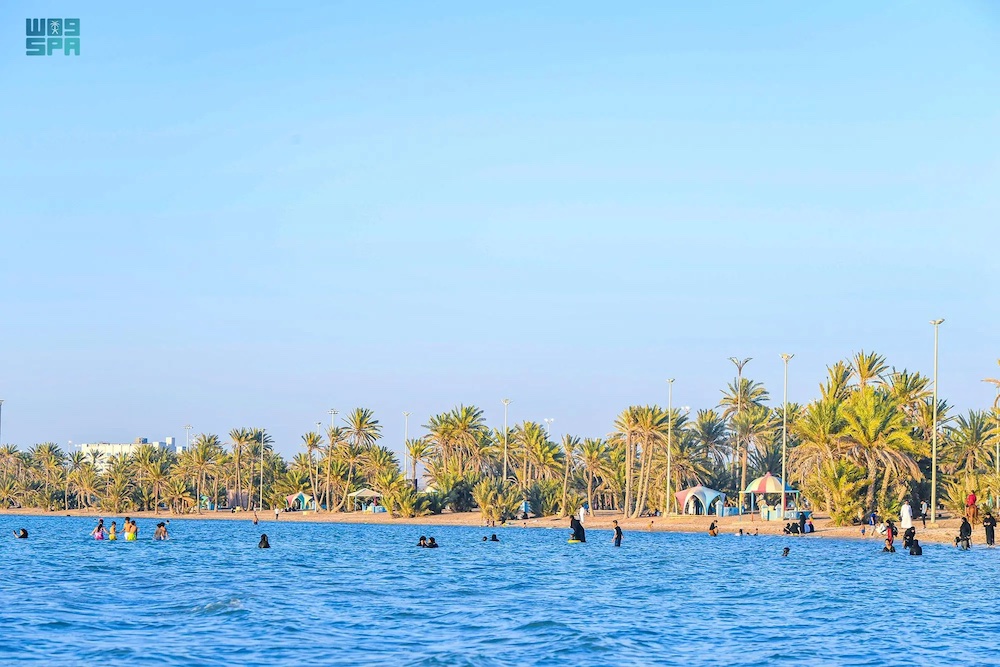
(2, 354, 999, 525)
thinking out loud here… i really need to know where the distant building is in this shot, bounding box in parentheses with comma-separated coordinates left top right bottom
(79, 437, 178, 467)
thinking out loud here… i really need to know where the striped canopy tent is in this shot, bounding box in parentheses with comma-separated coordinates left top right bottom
(743, 472, 796, 495)
(743, 473, 799, 520)
(673, 485, 727, 516)
(285, 492, 315, 511)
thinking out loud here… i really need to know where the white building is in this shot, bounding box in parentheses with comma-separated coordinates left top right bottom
(79, 437, 179, 467)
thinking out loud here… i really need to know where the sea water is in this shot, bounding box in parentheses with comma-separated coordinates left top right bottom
(0, 515, 994, 666)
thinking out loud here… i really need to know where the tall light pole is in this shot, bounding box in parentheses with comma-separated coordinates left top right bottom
(544, 418, 554, 438)
(729, 357, 751, 515)
(930, 318, 944, 524)
(402, 412, 412, 489)
(501, 399, 512, 482)
(780, 353, 794, 517)
(666, 379, 674, 515)
(328, 408, 337, 428)
(184, 424, 192, 452)
(258, 429, 266, 510)
(0, 399, 4, 445)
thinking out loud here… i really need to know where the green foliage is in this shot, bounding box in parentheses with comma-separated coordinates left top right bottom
(472, 479, 521, 521)
(527, 479, 562, 517)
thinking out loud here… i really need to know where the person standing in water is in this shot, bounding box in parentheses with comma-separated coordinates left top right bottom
(983, 512, 996, 547)
(258, 534, 270, 549)
(909, 539, 923, 556)
(108, 521, 118, 541)
(13, 528, 28, 539)
(569, 516, 586, 542)
(90, 520, 106, 540)
(612, 520, 623, 547)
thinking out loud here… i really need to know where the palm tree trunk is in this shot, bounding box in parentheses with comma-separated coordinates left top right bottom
(624, 434, 634, 517)
(560, 457, 571, 517)
(235, 447, 242, 511)
(587, 470, 595, 517)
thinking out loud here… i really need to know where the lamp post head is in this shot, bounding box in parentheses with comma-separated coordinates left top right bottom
(667, 378, 675, 384)
(403, 411, 411, 418)
(780, 353, 794, 362)
(329, 408, 338, 415)
(501, 398, 511, 406)
(930, 319, 945, 326)
(682, 406, 691, 414)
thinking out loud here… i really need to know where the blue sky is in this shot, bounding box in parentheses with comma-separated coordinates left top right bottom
(1, 2, 999, 458)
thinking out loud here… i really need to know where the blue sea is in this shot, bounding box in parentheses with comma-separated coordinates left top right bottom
(0, 515, 994, 666)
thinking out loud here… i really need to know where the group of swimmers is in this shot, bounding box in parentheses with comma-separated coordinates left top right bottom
(89, 517, 167, 541)
(481, 534, 500, 542)
(416, 536, 439, 548)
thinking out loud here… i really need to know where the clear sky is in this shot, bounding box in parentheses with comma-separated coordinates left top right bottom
(2, 2, 999, 459)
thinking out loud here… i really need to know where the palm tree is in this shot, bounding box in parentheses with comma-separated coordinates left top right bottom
(189, 434, 221, 514)
(689, 409, 730, 468)
(301, 431, 323, 509)
(559, 435, 580, 516)
(842, 387, 921, 510)
(64, 451, 85, 510)
(228, 428, 253, 510)
(406, 437, 431, 488)
(579, 438, 608, 516)
(148, 459, 170, 514)
(850, 350, 889, 390)
(345, 408, 382, 449)
(944, 411, 992, 482)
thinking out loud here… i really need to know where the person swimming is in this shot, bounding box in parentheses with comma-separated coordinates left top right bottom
(782, 547, 790, 557)
(417, 536, 428, 548)
(882, 538, 896, 553)
(108, 521, 118, 541)
(569, 516, 586, 542)
(258, 534, 271, 549)
(13, 528, 28, 539)
(490, 534, 500, 542)
(482, 536, 488, 541)
(154, 522, 169, 541)
(427, 537, 439, 548)
(909, 539, 923, 556)
(90, 520, 106, 540)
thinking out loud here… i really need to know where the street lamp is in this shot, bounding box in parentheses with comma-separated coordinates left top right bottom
(544, 418, 554, 438)
(501, 399, 512, 482)
(184, 424, 192, 452)
(780, 353, 794, 517)
(402, 412, 412, 489)
(258, 429, 266, 510)
(729, 357, 751, 515)
(930, 318, 944, 524)
(328, 408, 337, 428)
(666, 379, 674, 515)
(0, 399, 4, 446)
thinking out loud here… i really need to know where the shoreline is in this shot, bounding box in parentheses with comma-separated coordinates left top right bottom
(0, 508, 978, 546)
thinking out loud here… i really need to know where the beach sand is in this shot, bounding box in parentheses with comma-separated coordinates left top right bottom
(0, 507, 977, 545)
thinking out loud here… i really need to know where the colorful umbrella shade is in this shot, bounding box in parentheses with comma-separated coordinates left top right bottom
(743, 472, 795, 494)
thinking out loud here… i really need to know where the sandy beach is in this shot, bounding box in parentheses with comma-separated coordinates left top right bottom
(0, 507, 976, 545)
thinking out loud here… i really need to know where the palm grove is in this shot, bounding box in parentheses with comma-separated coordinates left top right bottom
(3, 355, 999, 525)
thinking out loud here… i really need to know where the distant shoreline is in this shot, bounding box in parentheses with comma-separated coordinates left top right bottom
(0, 507, 979, 546)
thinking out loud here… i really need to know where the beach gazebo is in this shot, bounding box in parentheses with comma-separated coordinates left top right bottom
(285, 492, 315, 511)
(743, 473, 800, 521)
(348, 488, 384, 512)
(673, 485, 726, 516)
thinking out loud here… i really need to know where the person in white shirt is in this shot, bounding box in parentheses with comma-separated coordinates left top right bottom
(900, 500, 913, 530)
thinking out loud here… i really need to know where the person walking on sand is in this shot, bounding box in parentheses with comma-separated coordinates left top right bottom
(900, 500, 913, 530)
(274, 507, 280, 521)
(920, 499, 928, 528)
(612, 520, 623, 547)
(983, 512, 996, 547)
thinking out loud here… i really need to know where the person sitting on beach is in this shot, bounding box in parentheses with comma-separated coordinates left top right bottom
(783, 523, 792, 535)
(258, 534, 271, 549)
(789, 522, 800, 535)
(417, 536, 428, 548)
(490, 534, 500, 542)
(91, 520, 106, 541)
(882, 538, 896, 553)
(427, 537, 439, 548)
(806, 518, 815, 534)
(909, 539, 923, 556)
(902, 526, 916, 550)
(13, 528, 28, 539)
